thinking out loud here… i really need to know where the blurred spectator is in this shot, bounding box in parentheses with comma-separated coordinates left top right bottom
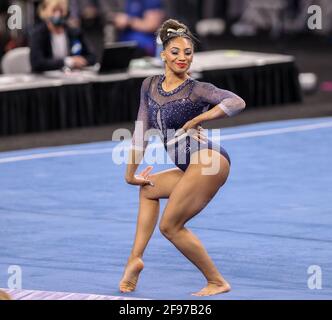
(29, 0, 96, 72)
(71, 0, 122, 25)
(112, 0, 165, 57)
(64, 0, 123, 61)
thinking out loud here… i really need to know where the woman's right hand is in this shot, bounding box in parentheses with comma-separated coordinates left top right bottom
(126, 166, 154, 186)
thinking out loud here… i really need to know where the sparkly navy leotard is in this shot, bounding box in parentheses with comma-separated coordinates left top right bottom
(132, 74, 245, 172)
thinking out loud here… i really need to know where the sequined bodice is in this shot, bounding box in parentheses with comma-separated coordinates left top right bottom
(146, 75, 208, 142)
(131, 74, 245, 152)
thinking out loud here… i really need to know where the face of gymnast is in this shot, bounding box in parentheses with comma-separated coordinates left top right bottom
(161, 37, 194, 76)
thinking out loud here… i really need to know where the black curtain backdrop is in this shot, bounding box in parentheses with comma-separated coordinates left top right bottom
(202, 62, 302, 107)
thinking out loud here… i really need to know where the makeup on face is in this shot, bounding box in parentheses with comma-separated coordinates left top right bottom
(164, 38, 193, 73)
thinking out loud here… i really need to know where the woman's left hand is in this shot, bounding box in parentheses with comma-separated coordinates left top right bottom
(181, 119, 207, 143)
(182, 119, 199, 132)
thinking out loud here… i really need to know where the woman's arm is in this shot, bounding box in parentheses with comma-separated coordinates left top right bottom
(125, 77, 153, 186)
(193, 83, 246, 125)
(125, 149, 143, 182)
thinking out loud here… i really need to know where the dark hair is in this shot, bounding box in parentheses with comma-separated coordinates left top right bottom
(156, 19, 198, 49)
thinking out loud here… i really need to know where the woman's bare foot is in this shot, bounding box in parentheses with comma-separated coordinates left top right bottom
(191, 280, 231, 296)
(0, 290, 12, 300)
(119, 257, 144, 293)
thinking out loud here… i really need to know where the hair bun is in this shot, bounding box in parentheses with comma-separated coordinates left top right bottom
(156, 19, 196, 48)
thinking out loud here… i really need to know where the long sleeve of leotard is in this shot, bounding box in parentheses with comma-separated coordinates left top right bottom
(131, 77, 151, 152)
(196, 82, 246, 116)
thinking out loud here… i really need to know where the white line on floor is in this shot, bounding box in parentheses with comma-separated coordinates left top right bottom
(0, 121, 331, 164)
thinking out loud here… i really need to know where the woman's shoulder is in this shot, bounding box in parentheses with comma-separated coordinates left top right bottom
(144, 74, 161, 82)
(190, 79, 219, 96)
(192, 78, 217, 89)
(141, 74, 161, 88)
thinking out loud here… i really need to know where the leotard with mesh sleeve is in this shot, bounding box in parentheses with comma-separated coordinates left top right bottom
(131, 74, 246, 171)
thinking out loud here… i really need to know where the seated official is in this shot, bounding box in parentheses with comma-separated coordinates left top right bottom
(29, 0, 96, 72)
(113, 0, 165, 57)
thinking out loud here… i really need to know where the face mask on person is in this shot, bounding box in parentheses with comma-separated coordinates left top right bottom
(49, 11, 66, 27)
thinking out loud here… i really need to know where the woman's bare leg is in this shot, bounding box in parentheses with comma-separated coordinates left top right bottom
(119, 167, 184, 292)
(159, 149, 231, 296)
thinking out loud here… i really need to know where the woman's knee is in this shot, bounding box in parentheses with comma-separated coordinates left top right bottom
(159, 219, 181, 239)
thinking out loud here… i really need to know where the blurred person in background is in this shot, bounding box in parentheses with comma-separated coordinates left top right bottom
(29, 0, 96, 72)
(111, 0, 165, 57)
(68, 0, 123, 61)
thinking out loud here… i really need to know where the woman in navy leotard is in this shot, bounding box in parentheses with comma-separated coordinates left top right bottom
(120, 19, 246, 296)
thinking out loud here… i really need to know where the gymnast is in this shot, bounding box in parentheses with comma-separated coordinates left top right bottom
(119, 19, 246, 296)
